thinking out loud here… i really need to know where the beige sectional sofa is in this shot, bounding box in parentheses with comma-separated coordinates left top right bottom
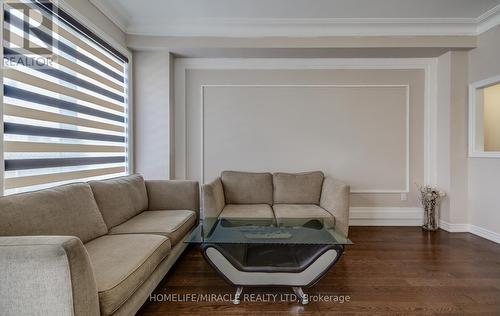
(203, 171, 350, 235)
(0, 174, 199, 316)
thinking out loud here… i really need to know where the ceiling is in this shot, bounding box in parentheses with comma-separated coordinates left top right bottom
(91, 0, 500, 37)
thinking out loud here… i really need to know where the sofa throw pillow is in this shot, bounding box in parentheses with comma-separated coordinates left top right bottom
(221, 171, 273, 205)
(273, 171, 324, 204)
(89, 174, 148, 228)
(0, 183, 108, 243)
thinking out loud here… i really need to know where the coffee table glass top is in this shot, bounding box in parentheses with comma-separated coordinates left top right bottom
(186, 217, 352, 245)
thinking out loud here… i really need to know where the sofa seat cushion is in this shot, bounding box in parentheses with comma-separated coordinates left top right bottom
(273, 171, 324, 204)
(273, 204, 333, 219)
(108, 210, 196, 246)
(219, 204, 274, 219)
(85, 234, 170, 316)
(0, 183, 107, 243)
(221, 171, 273, 205)
(89, 174, 148, 229)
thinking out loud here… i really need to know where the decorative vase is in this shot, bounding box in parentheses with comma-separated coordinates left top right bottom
(422, 200, 440, 231)
(417, 185, 445, 231)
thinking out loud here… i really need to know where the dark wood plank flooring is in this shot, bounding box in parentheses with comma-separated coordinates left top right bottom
(137, 227, 500, 315)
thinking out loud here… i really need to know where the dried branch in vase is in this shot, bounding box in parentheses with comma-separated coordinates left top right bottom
(416, 184, 446, 231)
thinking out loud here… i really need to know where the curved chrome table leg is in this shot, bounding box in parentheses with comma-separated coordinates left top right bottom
(292, 287, 309, 305)
(233, 286, 243, 304)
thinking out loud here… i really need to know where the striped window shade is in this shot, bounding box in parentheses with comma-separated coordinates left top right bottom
(2, 0, 129, 195)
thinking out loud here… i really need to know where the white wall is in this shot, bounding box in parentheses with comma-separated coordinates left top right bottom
(203, 85, 409, 192)
(436, 51, 470, 229)
(133, 52, 174, 179)
(449, 51, 469, 225)
(468, 25, 500, 236)
(436, 52, 451, 223)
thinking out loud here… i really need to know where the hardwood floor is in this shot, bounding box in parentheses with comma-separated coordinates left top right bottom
(137, 227, 500, 315)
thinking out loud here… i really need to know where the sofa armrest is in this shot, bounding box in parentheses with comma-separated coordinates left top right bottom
(320, 177, 351, 236)
(0, 236, 99, 316)
(145, 180, 200, 216)
(202, 178, 226, 218)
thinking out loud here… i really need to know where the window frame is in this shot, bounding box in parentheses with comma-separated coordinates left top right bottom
(0, 0, 133, 195)
(468, 74, 500, 158)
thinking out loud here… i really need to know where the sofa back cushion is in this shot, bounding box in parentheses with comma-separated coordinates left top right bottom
(89, 174, 148, 228)
(221, 171, 273, 205)
(0, 183, 107, 243)
(273, 171, 324, 204)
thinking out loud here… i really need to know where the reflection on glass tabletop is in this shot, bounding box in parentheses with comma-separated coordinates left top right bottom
(187, 217, 352, 245)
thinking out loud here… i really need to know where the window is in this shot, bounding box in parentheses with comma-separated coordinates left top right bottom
(2, 0, 129, 195)
(469, 75, 500, 158)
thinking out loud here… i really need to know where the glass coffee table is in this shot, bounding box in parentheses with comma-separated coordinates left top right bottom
(186, 217, 352, 304)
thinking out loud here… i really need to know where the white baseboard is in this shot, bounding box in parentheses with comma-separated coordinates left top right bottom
(350, 208, 500, 244)
(439, 220, 500, 244)
(438, 220, 469, 232)
(469, 225, 500, 244)
(349, 207, 422, 226)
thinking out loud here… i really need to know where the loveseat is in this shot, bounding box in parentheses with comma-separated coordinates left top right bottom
(202, 171, 350, 235)
(0, 174, 199, 316)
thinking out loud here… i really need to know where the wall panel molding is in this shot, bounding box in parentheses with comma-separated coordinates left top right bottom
(175, 58, 438, 190)
(200, 84, 410, 193)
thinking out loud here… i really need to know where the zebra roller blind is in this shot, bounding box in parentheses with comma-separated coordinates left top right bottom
(3, 0, 129, 195)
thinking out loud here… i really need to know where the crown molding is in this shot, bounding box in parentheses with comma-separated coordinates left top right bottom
(89, 0, 129, 33)
(92, 2, 500, 37)
(125, 18, 479, 37)
(476, 4, 500, 34)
